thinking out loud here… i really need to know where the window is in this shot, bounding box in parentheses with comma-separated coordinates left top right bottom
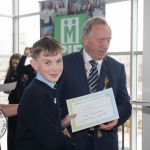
(109, 55, 130, 148)
(0, 58, 9, 103)
(137, 55, 142, 101)
(19, 0, 39, 15)
(0, 0, 12, 15)
(0, 17, 13, 55)
(19, 15, 40, 53)
(106, 1, 131, 52)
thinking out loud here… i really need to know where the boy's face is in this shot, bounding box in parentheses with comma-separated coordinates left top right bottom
(31, 51, 63, 83)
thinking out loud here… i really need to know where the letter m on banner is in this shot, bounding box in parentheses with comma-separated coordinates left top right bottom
(54, 14, 86, 56)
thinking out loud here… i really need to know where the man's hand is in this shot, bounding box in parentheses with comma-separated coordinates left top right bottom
(24, 47, 31, 56)
(62, 114, 77, 128)
(99, 119, 118, 130)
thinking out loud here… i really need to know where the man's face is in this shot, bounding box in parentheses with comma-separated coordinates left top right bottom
(82, 24, 112, 60)
(31, 52, 63, 83)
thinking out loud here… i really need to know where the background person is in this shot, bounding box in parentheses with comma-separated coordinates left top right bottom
(16, 47, 36, 87)
(4, 53, 27, 150)
(57, 0, 67, 16)
(49, 2, 57, 24)
(41, 2, 51, 25)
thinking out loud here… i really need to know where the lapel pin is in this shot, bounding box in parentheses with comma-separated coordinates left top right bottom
(103, 77, 109, 90)
(89, 87, 92, 92)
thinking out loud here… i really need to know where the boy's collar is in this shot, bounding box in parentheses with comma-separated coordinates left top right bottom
(36, 72, 55, 89)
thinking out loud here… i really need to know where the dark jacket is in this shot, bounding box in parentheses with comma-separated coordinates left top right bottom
(4, 70, 26, 104)
(16, 55, 36, 87)
(16, 79, 74, 150)
(57, 51, 132, 150)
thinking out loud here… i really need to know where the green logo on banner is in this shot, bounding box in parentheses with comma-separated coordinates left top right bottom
(54, 14, 86, 56)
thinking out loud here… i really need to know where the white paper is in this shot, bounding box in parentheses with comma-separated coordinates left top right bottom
(0, 82, 17, 92)
(67, 88, 119, 132)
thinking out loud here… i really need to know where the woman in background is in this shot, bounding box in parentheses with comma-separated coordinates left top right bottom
(4, 53, 27, 150)
(57, 0, 67, 16)
(49, 2, 57, 25)
(16, 47, 36, 87)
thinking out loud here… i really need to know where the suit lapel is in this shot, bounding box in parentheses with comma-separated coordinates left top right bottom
(97, 57, 109, 91)
(74, 51, 90, 94)
(74, 52, 109, 93)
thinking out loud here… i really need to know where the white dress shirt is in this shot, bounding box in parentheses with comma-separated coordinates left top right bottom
(82, 48, 103, 79)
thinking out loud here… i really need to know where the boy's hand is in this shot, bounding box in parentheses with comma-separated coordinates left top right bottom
(61, 114, 77, 128)
(63, 128, 71, 138)
(24, 47, 31, 56)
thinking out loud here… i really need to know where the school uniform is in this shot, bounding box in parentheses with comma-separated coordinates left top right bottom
(16, 73, 74, 150)
(4, 70, 26, 150)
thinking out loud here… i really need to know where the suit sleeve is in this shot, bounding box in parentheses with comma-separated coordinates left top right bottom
(116, 65, 132, 127)
(16, 56, 31, 75)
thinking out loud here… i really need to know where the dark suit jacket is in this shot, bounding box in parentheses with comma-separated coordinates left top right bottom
(57, 51, 132, 150)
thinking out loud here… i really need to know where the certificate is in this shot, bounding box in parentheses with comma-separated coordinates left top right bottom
(66, 88, 119, 132)
(0, 82, 17, 92)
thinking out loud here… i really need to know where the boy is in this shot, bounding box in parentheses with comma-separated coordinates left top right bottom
(16, 36, 76, 150)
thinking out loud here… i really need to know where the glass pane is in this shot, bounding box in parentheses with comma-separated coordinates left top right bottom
(0, 17, 13, 55)
(109, 55, 130, 148)
(0, 0, 12, 15)
(109, 55, 130, 92)
(19, 15, 40, 54)
(118, 119, 130, 149)
(137, 110, 142, 150)
(137, 55, 142, 101)
(106, 1, 131, 52)
(19, 0, 39, 15)
(0, 58, 9, 104)
(137, 0, 143, 51)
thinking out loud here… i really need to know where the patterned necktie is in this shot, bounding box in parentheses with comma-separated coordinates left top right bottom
(88, 60, 99, 93)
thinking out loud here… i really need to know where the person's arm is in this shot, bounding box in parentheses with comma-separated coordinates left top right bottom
(99, 65, 132, 130)
(0, 104, 18, 117)
(16, 47, 31, 75)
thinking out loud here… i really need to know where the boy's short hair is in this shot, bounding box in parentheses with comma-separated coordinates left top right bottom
(31, 36, 62, 60)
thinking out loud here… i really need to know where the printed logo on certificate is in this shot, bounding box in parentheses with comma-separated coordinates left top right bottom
(66, 88, 119, 132)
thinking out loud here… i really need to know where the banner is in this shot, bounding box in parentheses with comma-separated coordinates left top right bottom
(54, 14, 86, 55)
(39, 0, 106, 55)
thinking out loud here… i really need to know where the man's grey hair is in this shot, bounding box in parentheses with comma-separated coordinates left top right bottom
(82, 17, 108, 37)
